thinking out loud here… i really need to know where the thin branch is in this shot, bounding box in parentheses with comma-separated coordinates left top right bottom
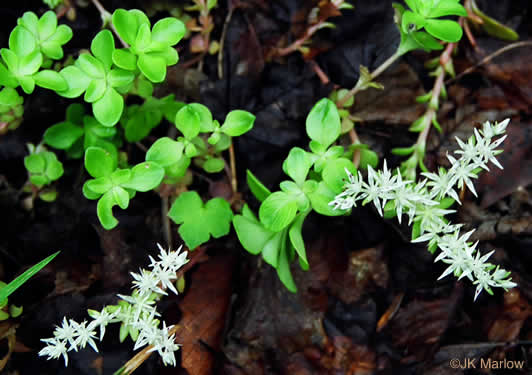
(228, 142, 238, 194)
(217, 3, 236, 79)
(90, 0, 129, 48)
(446, 40, 532, 85)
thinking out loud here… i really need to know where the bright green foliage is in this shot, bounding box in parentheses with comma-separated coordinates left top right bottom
(121, 95, 184, 142)
(24, 145, 64, 187)
(0, 251, 59, 309)
(168, 191, 233, 249)
(111, 9, 186, 83)
(0, 11, 71, 94)
(394, 0, 466, 54)
(17, 11, 73, 60)
(57, 30, 135, 126)
(144, 103, 254, 183)
(42, 0, 63, 9)
(83, 146, 164, 229)
(233, 98, 362, 292)
(0, 87, 24, 131)
(44, 103, 119, 159)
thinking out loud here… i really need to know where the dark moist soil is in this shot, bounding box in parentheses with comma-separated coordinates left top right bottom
(1, 1, 532, 374)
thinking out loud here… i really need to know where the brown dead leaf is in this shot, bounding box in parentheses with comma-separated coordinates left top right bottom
(390, 290, 461, 363)
(327, 246, 389, 304)
(175, 254, 236, 375)
(478, 121, 532, 207)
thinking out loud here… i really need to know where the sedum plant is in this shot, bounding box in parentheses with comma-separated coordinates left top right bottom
(330, 119, 516, 299)
(24, 143, 64, 189)
(39, 244, 188, 368)
(82, 147, 164, 230)
(233, 98, 374, 291)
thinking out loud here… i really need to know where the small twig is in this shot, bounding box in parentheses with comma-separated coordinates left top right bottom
(348, 128, 361, 168)
(228, 142, 238, 194)
(446, 40, 532, 85)
(90, 0, 129, 48)
(308, 60, 330, 85)
(217, 3, 236, 79)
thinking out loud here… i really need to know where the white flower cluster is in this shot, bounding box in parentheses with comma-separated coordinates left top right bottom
(39, 244, 188, 367)
(330, 119, 516, 300)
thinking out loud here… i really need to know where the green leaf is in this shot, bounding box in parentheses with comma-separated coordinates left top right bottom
(175, 104, 201, 139)
(108, 68, 135, 88)
(83, 180, 102, 200)
(135, 23, 152, 51)
(121, 161, 164, 192)
(24, 154, 45, 173)
(18, 12, 39, 35)
(19, 50, 42, 75)
(306, 98, 341, 148)
(146, 138, 184, 167)
(77, 54, 105, 79)
(233, 208, 274, 255)
(277, 233, 297, 293)
(44, 122, 83, 149)
(138, 53, 166, 83)
(282, 147, 312, 186)
(97, 190, 119, 229)
(359, 149, 379, 169)
(204, 198, 233, 237)
(37, 11, 57, 40)
(289, 211, 309, 270)
(401, 10, 426, 33)
(411, 31, 443, 51)
(168, 191, 233, 249)
(428, 0, 467, 18)
(308, 181, 346, 216)
(84, 146, 117, 178)
(425, 19, 463, 42)
(220, 110, 255, 136)
(112, 9, 141, 46)
(188, 103, 213, 132)
(322, 158, 356, 194)
(203, 157, 225, 173)
(262, 230, 283, 267)
(86, 176, 113, 194)
(57, 66, 91, 98)
(246, 169, 271, 202)
(93, 87, 123, 126)
(84, 79, 107, 103)
(9, 26, 36, 57)
(19, 76, 36, 94)
(43, 152, 63, 180)
(0, 251, 59, 305)
(259, 191, 298, 232)
(110, 169, 132, 185)
(112, 186, 130, 209)
(152, 18, 186, 46)
(33, 70, 67, 91)
(91, 30, 114, 71)
(112, 49, 137, 71)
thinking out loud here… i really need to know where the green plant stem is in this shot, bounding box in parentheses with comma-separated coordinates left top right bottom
(404, 43, 453, 177)
(90, 0, 129, 48)
(336, 50, 402, 108)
